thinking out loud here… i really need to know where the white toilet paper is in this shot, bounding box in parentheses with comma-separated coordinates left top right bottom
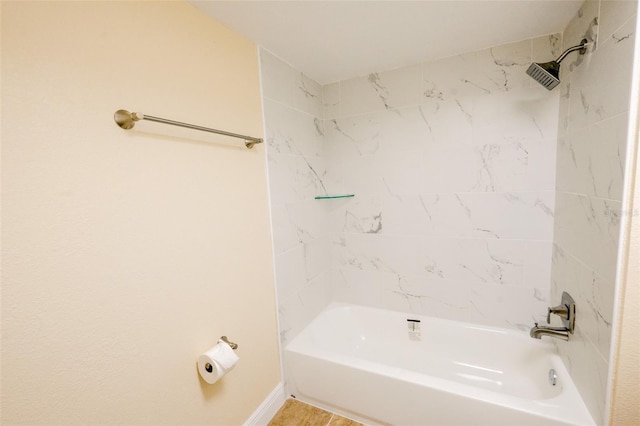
(197, 340, 239, 384)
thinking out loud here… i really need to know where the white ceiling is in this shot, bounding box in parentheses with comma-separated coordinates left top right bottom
(191, 1, 582, 85)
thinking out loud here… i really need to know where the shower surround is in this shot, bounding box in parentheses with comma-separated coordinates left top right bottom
(261, 2, 637, 423)
(550, 1, 637, 423)
(262, 33, 562, 345)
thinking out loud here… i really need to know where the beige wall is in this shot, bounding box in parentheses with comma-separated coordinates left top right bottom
(1, 1, 280, 424)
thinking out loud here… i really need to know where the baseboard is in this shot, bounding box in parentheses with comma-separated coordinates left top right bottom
(244, 382, 286, 426)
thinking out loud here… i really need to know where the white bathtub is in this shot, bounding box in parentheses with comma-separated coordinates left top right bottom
(285, 303, 595, 426)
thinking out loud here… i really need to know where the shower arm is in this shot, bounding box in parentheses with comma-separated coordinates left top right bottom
(555, 39, 588, 64)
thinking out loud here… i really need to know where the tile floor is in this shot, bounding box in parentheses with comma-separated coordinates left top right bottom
(268, 399, 364, 426)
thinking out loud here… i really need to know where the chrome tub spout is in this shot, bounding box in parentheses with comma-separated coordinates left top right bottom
(529, 323, 571, 341)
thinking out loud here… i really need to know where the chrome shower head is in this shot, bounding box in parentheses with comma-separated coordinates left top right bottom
(527, 39, 588, 90)
(526, 61, 561, 90)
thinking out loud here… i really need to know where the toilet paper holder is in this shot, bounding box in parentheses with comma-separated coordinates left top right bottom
(219, 336, 238, 350)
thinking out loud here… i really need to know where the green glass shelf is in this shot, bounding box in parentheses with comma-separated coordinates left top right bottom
(314, 194, 355, 200)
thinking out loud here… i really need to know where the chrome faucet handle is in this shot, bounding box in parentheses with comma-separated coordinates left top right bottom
(547, 304, 569, 323)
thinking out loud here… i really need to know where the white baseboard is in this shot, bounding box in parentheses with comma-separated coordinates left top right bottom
(244, 382, 286, 426)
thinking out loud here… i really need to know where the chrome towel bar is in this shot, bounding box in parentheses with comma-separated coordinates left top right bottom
(114, 109, 263, 149)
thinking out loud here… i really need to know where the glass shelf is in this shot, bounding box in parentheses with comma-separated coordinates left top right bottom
(314, 194, 355, 200)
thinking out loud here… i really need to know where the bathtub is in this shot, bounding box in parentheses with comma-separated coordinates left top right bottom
(285, 303, 595, 426)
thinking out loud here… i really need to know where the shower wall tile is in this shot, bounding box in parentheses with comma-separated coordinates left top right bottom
(472, 39, 532, 92)
(332, 154, 384, 197)
(579, 266, 615, 361)
(532, 34, 563, 64)
(587, 114, 628, 200)
(270, 202, 302, 254)
(266, 153, 327, 205)
(324, 114, 381, 159)
(470, 139, 558, 193)
(469, 192, 555, 240)
(304, 237, 330, 281)
(260, 48, 331, 348)
(274, 245, 308, 303)
(422, 144, 480, 193)
(471, 89, 559, 143)
(329, 268, 424, 314)
(563, 0, 601, 53)
(551, 4, 636, 424)
(330, 266, 550, 329)
(341, 196, 384, 234)
(566, 14, 636, 132)
(559, 113, 628, 199)
(523, 241, 554, 294)
(293, 71, 323, 118)
(418, 99, 474, 145)
(287, 201, 329, 243)
(422, 52, 484, 101)
(322, 33, 563, 330)
(554, 192, 621, 283)
(554, 321, 610, 424)
(378, 106, 433, 153)
(550, 241, 611, 426)
(598, 0, 637, 43)
(261, 49, 323, 118)
(420, 238, 528, 287)
(339, 64, 423, 116)
(264, 98, 322, 157)
(322, 82, 340, 119)
(381, 193, 474, 238)
(277, 272, 330, 344)
(261, 50, 296, 106)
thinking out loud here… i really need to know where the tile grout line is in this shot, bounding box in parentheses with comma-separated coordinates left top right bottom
(326, 413, 335, 426)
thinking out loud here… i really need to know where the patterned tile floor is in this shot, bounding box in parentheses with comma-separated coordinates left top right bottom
(268, 399, 364, 426)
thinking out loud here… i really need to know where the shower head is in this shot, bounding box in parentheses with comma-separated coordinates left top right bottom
(527, 39, 588, 90)
(526, 61, 561, 90)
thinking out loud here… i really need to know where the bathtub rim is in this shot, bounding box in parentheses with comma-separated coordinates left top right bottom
(285, 302, 596, 426)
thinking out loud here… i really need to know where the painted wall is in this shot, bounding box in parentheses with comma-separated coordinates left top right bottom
(323, 35, 561, 329)
(1, 2, 280, 424)
(550, 0, 637, 423)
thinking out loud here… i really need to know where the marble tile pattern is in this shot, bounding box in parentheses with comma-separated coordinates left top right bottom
(550, 1, 637, 424)
(260, 49, 331, 347)
(323, 34, 563, 331)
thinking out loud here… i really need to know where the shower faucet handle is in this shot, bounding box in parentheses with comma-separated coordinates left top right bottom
(545, 292, 576, 334)
(547, 305, 569, 324)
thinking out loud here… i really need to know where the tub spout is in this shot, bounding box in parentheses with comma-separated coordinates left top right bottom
(529, 323, 570, 341)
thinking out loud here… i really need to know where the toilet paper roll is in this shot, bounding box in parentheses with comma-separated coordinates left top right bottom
(197, 340, 239, 384)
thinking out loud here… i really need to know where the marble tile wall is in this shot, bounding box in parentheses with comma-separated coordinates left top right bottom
(550, 1, 637, 423)
(261, 6, 637, 422)
(323, 35, 562, 330)
(260, 50, 331, 346)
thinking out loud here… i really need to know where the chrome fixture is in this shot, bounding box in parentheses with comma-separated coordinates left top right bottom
(113, 109, 263, 149)
(219, 335, 238, 350)
(526, 39, 588, 90)
(530, 291, 576, 341)
(548, 369, 557, 386)
(530, 324, 571, 340)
